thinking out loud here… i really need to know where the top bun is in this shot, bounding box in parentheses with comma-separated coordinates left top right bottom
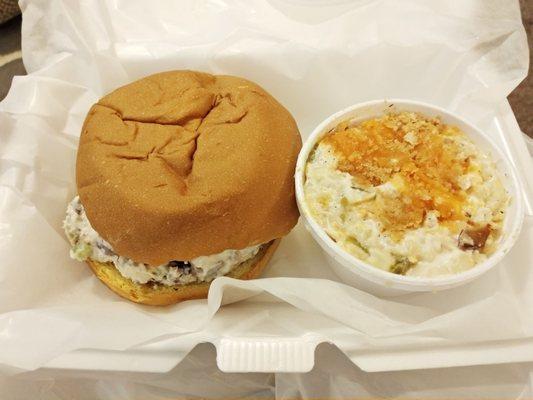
(76, 71, 301, 265)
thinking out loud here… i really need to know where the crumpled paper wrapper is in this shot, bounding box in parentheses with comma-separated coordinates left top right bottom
(0, 0, 531, 373)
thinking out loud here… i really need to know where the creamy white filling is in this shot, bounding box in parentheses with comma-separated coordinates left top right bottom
(63, 196, 261, 286)
(304, 141, 508, 277)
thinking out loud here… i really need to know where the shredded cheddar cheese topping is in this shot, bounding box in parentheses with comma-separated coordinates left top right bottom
(323, 112, 469, 234)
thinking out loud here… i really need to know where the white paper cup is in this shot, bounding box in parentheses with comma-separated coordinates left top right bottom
(295, 99, 524, 296)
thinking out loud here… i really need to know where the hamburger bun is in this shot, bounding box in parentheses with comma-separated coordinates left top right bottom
(76, 70, 301, 265)
(87, 240, 279, 306)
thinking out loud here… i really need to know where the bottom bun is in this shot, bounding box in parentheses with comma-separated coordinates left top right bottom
(87, 239, 280, 306)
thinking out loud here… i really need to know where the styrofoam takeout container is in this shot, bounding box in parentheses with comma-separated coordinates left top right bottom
(295, 99, 525, 296)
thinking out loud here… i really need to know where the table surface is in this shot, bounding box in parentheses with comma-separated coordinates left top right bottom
(0, 1, 532, 138)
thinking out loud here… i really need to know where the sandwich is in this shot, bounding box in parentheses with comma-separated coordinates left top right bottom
(63, 70, 301, 305)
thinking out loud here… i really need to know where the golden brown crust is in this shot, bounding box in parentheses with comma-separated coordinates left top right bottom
(76, 71, 301, 265)
(86, 239, 280, 306)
